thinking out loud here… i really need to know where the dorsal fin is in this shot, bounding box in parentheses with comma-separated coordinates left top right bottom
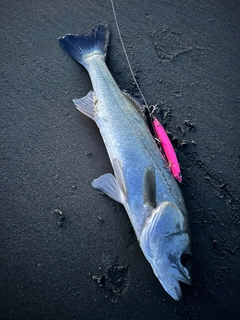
(122, 91, 146, 117)
(143, 165, 156, 208)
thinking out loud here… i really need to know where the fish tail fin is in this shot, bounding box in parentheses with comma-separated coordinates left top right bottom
(58, 24, 110, 68)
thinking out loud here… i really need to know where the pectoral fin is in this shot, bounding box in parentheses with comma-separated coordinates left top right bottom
(143, 165, 156, 208)
(73, 90, 96, 120)
(92, 173, 126, 204)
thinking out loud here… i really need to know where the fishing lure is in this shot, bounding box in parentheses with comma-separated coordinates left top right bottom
(152, 116, 182, 182)
(145, 107, 182, 183)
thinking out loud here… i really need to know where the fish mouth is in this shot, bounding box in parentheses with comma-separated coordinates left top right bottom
(171, 264, 191, 286)
(155, 262, 191, 301)
(172, 252, 192, 286)
(167, 258, 191, 300)
(158, 253, 191, 301)
(180, 252, 192, 285)
(164, 268, 191, 301)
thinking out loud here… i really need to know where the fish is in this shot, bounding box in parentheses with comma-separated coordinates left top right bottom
(59, 24, 191, 301)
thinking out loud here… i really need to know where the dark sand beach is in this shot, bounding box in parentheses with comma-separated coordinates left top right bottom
(1, 0, 240, 319)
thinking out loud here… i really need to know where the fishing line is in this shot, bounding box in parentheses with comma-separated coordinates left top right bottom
(110, 0, 149, 108)
(110, 0, 160, 146)
(109, 3, 182, 180)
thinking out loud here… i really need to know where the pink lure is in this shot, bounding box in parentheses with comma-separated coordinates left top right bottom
(152, 117, 182, 182)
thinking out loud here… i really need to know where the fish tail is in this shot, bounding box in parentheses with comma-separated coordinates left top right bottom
(58, 24, 110, 68)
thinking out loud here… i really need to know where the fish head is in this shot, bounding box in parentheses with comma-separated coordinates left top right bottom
(140, 201, 191, 301)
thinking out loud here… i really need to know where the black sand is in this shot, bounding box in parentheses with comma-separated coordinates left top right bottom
(1, 0, 240, 319)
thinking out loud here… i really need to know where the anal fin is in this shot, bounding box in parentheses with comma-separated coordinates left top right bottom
(91, 173, 126, 204)
(73, 90, 96, 120)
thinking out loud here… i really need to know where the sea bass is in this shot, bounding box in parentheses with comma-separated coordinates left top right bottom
(59, 25, 191, 300)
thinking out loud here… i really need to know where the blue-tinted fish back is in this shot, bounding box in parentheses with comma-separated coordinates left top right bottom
(59, 24, 110, 67)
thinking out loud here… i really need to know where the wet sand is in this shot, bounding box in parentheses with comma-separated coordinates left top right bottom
(1, 0, 240, 319)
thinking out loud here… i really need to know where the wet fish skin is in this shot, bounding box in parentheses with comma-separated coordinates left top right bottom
(59, 25, 191, 300)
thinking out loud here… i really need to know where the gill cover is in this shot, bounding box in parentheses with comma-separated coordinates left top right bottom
(140, 201, 191, 301)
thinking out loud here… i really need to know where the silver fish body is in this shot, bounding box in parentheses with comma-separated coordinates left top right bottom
(59, 25, 191, 300)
